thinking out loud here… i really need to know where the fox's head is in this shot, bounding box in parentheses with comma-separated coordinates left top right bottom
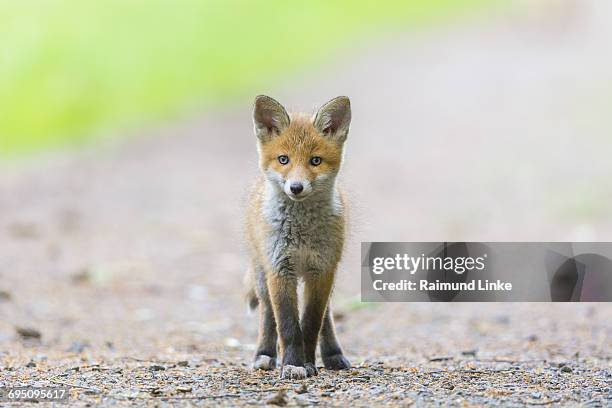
(253, 95, 351, 202)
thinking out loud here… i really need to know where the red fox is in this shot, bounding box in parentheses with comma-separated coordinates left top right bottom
(245, 95, 352, 379)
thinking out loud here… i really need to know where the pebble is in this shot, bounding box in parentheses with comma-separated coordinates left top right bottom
(225, 338, 241, 348)
(0, 290, 11, 301)
(67, 341, 90, 353)
(429, 356, 453, 362)
(266, 390, 287, 406)
(149, 364, 166, 371)
(16, 326, 41, 340)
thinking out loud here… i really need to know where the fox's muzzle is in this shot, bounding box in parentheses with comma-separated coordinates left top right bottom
(284, 178, 312, 201)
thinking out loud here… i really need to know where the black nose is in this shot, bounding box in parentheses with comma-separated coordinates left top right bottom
(290, 182, 304, 195)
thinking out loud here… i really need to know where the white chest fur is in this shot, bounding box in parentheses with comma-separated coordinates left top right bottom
(262, 183, 343, 278)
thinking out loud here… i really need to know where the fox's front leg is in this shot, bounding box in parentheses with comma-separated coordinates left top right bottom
(320, 305, 351, 370)
(301, 272, 334, 376)
(267, 271, 310, 380)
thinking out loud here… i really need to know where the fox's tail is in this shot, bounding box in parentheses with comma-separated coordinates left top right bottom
(243, 269, 259, 311)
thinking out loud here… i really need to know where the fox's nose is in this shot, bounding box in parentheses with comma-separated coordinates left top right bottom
(290, 182, 304, 195)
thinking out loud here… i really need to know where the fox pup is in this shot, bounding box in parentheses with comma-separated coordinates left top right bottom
(245, 95, 352, 380)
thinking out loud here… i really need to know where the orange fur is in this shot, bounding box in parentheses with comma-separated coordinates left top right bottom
(258, 114, 344, 183)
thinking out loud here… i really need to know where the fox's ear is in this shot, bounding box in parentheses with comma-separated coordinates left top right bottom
(313, 96, 351, 142)
(253, 95, 290, 142)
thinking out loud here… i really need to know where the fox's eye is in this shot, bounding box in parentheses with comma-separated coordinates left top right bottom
(310, 156, 322, 166)
(278, 155, 289, 165)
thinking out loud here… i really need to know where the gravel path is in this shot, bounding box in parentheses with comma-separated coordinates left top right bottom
(1, 1, 611, 406)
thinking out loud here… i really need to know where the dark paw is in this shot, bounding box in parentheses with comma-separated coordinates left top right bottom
(304, 362, 318, 376)
(323, 354, 351, 370)
(253, 355, 277, 371)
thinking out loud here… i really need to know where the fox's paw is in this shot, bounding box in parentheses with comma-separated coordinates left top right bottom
(253, 355, 276, 371)
(304, 362, 318, 376)
(280, 365, 308, 380)
(323, 354, 351, 370)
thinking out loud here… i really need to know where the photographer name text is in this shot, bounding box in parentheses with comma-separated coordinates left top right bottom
(371, 253, 513, 292)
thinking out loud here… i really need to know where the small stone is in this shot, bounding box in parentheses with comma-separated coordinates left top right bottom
(149, 364, 166, 371)
(16, 327, 41, 340)
(560, 366, 573, 373)
(176, 386, 192, 393)
(82, 390, 99, 396)
(177, 360, 189, 367)
(71, 269, 91, 284)
(33, 354, 47, 362)
(66, 341, 90, 353)
(8, 222, 39, 239)
(296, 383, 308, 394)
(224, 338, 241, 348)
(0, 290, 11, 301)
(25, 361, 36, 368)
(295, 395, 318, 406)
(429, 356, 453, 362)
(266, 390, 287, 406)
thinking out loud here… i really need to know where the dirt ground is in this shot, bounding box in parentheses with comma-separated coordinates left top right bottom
(1, 1, 611, 406)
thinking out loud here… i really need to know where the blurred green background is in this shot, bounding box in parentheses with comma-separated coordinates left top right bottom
(0, 0, 488, 156)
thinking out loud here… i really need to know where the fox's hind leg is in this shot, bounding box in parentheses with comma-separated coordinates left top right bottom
(252, 265, 278, 370)
(320, 304, 351, 370)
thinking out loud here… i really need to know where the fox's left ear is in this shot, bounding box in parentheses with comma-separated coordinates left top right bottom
(313, 96, 351, 142)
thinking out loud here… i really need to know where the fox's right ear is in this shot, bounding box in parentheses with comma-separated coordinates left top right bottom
(313, 96, 351, 143)
(253, 95, 290, 142)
